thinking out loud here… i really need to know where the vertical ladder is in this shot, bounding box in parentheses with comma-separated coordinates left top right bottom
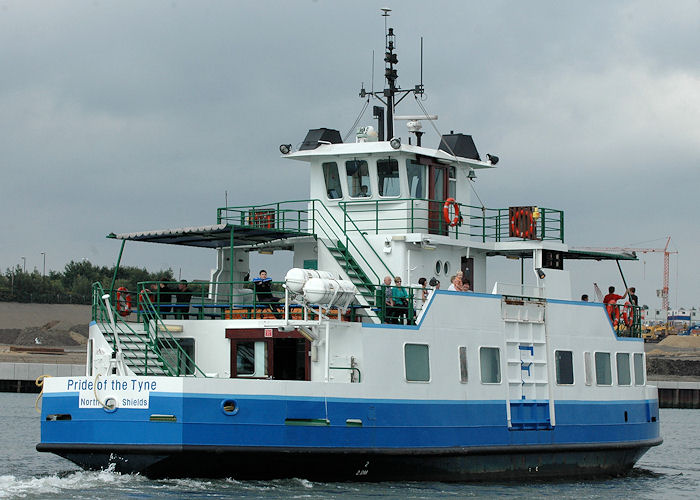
(502, 296, 554, 430)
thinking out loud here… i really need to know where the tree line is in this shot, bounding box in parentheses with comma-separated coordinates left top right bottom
(0, 260, 173, 305)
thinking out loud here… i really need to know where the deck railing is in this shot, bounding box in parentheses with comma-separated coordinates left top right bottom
(216, 198, 564, 244)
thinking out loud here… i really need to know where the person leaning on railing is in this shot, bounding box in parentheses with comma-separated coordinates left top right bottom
(252, 270, 282, 317)
(175, 280, 193, 319)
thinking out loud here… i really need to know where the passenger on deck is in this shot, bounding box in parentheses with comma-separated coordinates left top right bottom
(581, 294, 589, 302)
(383, 276, 395, 324)
(253, 270, 281, 315)
(603, 286, 628, 305)
(447, 276, 457, 291)
(359, 185, 369, 197)
(417, 277, 429, 304)
(628, 287, 638, 306)
(429, 277, 440, 290)
(392, 276, 409, 324)
(603, 286, 628, 323)
(158, 282, 175, 318)
(175, 280, 193, 319)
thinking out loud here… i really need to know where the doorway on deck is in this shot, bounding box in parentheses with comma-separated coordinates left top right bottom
(226, 328, 310, 380)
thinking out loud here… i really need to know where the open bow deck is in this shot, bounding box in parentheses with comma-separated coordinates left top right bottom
(37, 14, 660, 481)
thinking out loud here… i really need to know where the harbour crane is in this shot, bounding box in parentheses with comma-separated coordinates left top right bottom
(574, 236, 677, 313)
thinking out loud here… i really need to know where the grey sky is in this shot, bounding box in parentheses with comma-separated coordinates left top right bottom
(1, 1, 698, 309)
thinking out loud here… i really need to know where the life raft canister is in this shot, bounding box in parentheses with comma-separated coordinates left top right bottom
(510, 208, 535, 239)
(116, 287, 132, 317)
(442, 198, 461, 227)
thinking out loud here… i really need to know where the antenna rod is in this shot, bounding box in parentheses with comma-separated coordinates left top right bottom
(420, 37, 423, 89)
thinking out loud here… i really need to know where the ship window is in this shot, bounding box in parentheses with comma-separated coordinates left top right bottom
(236, 341, 268, 377)
(407, 160, 425, 198)
(616, 352, 631, 386)
(377, 158, 400, 197)
(633, 353, 645, 385)
(435, 260, 442, 275)
(584, 351, 593, 385)
(595, 352, 612, 386)
(555, 350, 574, 385)
(322, 162, 343, 199)
(346, 159, 371, 198)
(480, 347, 501, 384)
(448, 166, 456, 199)
(458, 346, 468, 383)
(404, 343, 430, 382)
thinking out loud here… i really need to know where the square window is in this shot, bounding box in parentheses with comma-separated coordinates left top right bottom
(555, 350, 574, 385)
(480, 347, 501, 383)
(459, 346, 468, 383)
(617, 353, 631, 385)
(634, 353, 645, 385)
(405, 344, 430, 382)
(595, 352, 612, 386)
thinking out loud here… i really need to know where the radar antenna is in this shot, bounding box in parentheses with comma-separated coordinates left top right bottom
(359, 9, 425, 142)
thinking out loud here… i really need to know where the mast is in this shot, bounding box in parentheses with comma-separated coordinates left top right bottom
(359, 8, 424, 142)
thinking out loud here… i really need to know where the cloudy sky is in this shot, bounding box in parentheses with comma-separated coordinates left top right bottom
(1, 1, 698, 309)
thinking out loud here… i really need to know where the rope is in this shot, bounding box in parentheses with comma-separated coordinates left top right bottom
(34, 374, 52, 413)
(93, 373, 115, 410)
(343, 98, 370, 143)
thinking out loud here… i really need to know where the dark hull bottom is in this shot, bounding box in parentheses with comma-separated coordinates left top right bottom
(39, 440, 661, 481)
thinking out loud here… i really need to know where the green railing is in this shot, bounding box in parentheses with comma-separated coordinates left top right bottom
(92, 282, 207, 377)
(217, 199, 396, 293)
(339, 198, 565, 242)
(607, 303, 643, 338)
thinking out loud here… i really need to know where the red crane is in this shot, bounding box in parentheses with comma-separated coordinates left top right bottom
(575, 237, 677, 312)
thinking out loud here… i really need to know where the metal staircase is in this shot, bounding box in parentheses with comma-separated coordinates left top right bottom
(92, 283, 207, 377)
(502, 295, 554, 430)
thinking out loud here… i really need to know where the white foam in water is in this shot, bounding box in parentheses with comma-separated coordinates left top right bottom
(0, 468, 139, 499)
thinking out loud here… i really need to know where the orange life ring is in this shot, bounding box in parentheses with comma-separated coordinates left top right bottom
(116, 287, 132, 317)
(622, 301, 633, 327)
(510, 208, 535, 239)
(442, 198, 460, 227)
(138, 289, 154, 310)
(606, 301, 620, 327)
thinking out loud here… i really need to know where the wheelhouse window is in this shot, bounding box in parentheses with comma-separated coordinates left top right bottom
(458, 346, 468, 383)
(322, 162, 343, 199)
(555, 350, 574, 385)
(616, 352, 631, 386)
(407, 160, 425, 199)
(595, 352, 612, 386)
(404, 343, 430, 382)
(480, 347, 501, 383)
(345, 159, 371, 198)
(377, 158, 400, 197)
(634, 353, 645, 385)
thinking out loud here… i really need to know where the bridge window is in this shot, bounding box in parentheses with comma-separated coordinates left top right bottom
(634, 353, 645, 385)
(346, 159, 371, 198)
(480, 347, 501, 383)
(404, 343, 430, 382)
(595, 352, 612, 385)
(377, 158, 400, 197)
(322, 162, 343, 199)
(407, 160, 425, 198)
(458, 346, 468, 383)
(616, 352, 631, 386)
(555, 350, 574, 385)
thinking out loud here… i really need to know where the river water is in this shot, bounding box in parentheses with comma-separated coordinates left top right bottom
(0, 392, 697, 499)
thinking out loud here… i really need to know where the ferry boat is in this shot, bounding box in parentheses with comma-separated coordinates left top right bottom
(37, 15, 661, 480)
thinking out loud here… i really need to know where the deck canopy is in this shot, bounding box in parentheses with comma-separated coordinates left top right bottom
(108, 223, 313, 249)
(486, 245, 637, 261)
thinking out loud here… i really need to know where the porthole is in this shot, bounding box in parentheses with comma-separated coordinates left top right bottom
(443, 261, 450, 275)
(435, 260, 442, 275)
(221, 399, 239, 415)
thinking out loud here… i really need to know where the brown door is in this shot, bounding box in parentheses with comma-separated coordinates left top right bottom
(428, 165, 449, 235)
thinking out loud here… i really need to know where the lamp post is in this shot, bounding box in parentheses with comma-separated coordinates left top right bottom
(41, 252, 46, 276)
(21, 256, 26, 273)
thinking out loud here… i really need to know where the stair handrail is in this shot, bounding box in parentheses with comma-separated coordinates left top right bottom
(92, 282, 207, 377)
(311, 200, 395, 285)
(136, 284, 208, 377)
